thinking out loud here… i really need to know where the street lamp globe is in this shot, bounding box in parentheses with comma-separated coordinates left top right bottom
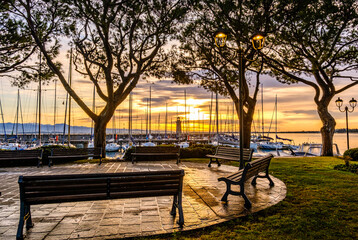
(214, 28, 228, 48)
(349, 98, 357, 108)
(335, 97, 343, 108)
(251, 32, 265, 50)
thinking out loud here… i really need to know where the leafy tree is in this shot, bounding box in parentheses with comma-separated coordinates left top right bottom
(11, 0, 188, 154)
(171, 0, 289, 148)
(263, 0, 358, 156)
(0, 0, 36, 76)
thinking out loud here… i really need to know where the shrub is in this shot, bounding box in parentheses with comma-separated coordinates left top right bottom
(334, 164, 358, 174)
(123, 144, 216, 161)
(180, 144, 216, 158)
(343, 148, 358, 161)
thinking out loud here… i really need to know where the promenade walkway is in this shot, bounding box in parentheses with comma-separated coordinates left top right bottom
(0, 160, 286, 239)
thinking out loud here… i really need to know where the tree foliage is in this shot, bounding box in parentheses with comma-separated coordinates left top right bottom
(7, 0, 188, 152)
(171, 0, 290, 147)
(0, 0, 35, 76)
(263, 0, 358, 155)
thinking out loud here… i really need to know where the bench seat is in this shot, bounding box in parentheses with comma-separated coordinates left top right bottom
(207, 146, 253, 167)
(16, 170, 185, 240)
(218, 154, 274, 208)
(131, 146, 180, 164)
(48, 148, 102, 166)
(0, 149, 43, 167)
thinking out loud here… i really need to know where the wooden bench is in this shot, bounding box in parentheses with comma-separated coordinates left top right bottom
(0, 149, 43, 167)
(48, 147, 102, 166)
(218, 154, 274, 209)
(16, 170, 185, 240)
(131, 146, 180, 164)
(206, 146, 253, 167)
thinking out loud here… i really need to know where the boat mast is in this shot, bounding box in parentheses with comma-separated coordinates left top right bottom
(146, 98, 148, 137)
(90, 85, 95, 140)
(275, 94, 278, 144)
(38, 52, 42, 145)
(128, 93, 132, 139)
(0, 98, 6, 141)
(216, 90, 219, 140)
(261, 83, 264, 137)
(209, 92, 213, 141)
(149, 86, 151, 137)
(184, 89, 187, 138)
(165, 102, 168, 138)
(68, 49, 72, 147)
(54, 79, 57, 137)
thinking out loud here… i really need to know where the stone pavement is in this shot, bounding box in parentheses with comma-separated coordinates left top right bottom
(0, 160, 286, 239)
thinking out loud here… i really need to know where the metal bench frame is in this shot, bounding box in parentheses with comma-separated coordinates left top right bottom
(131, 146, 180, 164)
(0, 149, 43, 167)
(218, 154, 274, 209)
(48, 147, 102, 166)
(206, 146, 253, 167)
(16, 170, 185, 240)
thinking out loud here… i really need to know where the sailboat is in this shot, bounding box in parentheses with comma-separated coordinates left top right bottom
(0, 90, 28, 150)
(256, 95, 299, 151)
(143, 87, 155, 146)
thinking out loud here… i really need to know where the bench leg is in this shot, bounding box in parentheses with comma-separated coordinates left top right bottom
(208, 158, 212, 167)
(220, 181, 231, 202)
(48, 159, 52, 167)
(170, 195, 177, 217)
(216, 158, 221, 167)
(16, 201, 25, 240)
(25, 205, 33, 229)
(17, 202, 33, 240)
(251, 172, 275, 187)
(99, 157, 102, 165)
(240, 183, 252, 209)
(37, 159, 42, 168)
(177, 193, 184, 227)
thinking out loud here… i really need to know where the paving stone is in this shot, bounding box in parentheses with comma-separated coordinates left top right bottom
(0, 161, 286, 239)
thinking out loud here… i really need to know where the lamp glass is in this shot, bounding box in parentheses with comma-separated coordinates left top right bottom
(349, 98, 357, 108)
(251, 33, 265, 50)
(335, 97, 343, 107)
(215, 32, 227, 48)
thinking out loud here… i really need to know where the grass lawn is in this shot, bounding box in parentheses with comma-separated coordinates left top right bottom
(142, 157, 358, 240)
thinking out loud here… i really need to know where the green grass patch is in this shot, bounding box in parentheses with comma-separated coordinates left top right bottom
(140, 157, 358, 240)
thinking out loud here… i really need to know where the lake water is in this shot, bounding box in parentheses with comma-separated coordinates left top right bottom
(273, 132, 358, 154)
(104, 132, 358, 158)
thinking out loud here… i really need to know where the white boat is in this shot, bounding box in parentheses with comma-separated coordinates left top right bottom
(142, 141, 156, 147)
(105, 143, 121, 152)
(177, 142, 189, 148)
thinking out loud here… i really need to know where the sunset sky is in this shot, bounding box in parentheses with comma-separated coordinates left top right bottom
(1, 62, 357, 133)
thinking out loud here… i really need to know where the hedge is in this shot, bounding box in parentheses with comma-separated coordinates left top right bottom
(343, 148, 358, 161)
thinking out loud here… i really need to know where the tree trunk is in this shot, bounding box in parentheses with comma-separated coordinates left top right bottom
(233, 98, 256, 149)
(243, 114, 253, 149)
(317, 105, 336, 156)
(94, 119, 109, 158)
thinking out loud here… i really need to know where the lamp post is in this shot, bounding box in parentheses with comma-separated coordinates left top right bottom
(335, 97, 357, 150)
(214, 29, 265, 169)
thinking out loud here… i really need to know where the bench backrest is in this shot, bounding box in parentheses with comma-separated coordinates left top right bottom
(215, 146, 253, 161)
(243, 154, 273, 181)
(18, 170, 184, 205)
(51, 148, 102, 157)
(0, 149, 43, 159)
(135, 146, 180, 154)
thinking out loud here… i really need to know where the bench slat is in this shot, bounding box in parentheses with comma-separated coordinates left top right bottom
(218, 154, 274, 209)
(207, 146, 253, 167)
(17, 170, 185, 239)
